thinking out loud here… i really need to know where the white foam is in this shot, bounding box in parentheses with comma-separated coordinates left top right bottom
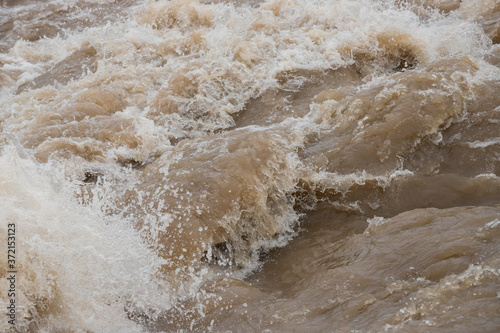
(0, 144, 172, 332)
(466, 138, 500, 148)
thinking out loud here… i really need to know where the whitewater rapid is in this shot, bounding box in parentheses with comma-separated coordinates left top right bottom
(1, 0, 499, 332)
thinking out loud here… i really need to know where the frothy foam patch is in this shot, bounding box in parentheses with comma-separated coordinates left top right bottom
(0, 144, 171, 332)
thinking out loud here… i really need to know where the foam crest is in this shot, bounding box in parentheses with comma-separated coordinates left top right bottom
(0, 143, 171, 332)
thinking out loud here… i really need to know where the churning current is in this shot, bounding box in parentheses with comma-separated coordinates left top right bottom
(0, 0, 499, 332)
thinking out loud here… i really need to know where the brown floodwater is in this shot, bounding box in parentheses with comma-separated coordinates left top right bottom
(0, 0, 499, 332)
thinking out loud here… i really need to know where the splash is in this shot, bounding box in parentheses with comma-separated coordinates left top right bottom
(0, 0, 499, 331)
